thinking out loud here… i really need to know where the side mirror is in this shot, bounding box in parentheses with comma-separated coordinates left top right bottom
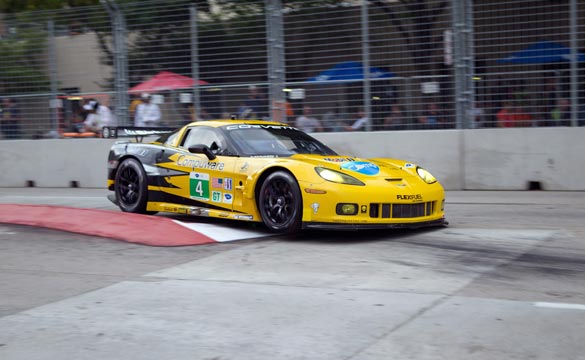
(188, 144, 217, 160)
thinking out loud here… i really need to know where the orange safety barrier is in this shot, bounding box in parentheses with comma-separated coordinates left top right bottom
(62, 132, 98, 138)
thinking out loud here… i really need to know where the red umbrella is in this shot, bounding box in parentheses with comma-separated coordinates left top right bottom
(129, 71, 209, 92)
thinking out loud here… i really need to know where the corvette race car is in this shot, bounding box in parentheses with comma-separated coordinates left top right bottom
(106, 120, 446, 233)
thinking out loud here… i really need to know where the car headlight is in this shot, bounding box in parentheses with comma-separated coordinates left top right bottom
(416, 167, 437, 184)
(315, 167, 365, 186)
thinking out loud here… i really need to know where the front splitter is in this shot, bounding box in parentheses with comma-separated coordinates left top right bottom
(302, 218, 448, 231)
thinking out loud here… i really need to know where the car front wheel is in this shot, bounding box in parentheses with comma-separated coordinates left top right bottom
(114, 158, 156, 214)
(258, 171, 302, 233)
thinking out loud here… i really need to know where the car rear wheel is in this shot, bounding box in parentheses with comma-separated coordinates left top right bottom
(258, 171, 302, 233)
(115, 158, 156, 214)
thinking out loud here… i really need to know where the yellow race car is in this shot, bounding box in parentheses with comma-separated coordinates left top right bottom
(106, 120, 446, 233)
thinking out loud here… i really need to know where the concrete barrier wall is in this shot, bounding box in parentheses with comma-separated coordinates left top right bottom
(463, 127, 585, 190)
(0, 127, 583, 190)
(0, 138, 116, 188)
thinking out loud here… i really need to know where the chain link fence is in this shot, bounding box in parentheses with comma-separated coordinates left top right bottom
(0, 0, 584, 140)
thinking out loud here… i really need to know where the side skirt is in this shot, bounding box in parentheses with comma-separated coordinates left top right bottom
(147, 201, 258, 222)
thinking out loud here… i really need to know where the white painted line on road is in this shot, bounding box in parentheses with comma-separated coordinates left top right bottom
(533, 302, 585, 311)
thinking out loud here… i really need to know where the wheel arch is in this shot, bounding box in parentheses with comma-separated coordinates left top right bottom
(113, 156, 155, 214)
(111, 154, 142, 184)
(253, 166, 301, 208)
(254, 166, 304, 233)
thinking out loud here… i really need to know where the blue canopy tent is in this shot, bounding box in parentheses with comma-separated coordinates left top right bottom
(306, 61, 396, 130)
(497, 40, 585, 64)
(308, 61, 395, 82)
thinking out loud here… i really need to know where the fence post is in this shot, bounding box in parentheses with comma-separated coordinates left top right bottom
(451, 0, 475, 129)
(47, 20, 59, 137)
(266, 0, 286, 122)
(190, 4, 202, 121)
(102, 0, 129, 125)
(361, 0, 372, 131)
(570, 0, 578, 127)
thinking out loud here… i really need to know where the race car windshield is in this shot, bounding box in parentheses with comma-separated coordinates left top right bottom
(225, 125, 338, 157)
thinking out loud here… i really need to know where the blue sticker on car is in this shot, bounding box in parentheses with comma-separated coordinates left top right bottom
(340, 161, 380, 176)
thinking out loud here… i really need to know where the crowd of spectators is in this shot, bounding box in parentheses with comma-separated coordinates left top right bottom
(4, 78, 585, 140)
(0, 98, 22, 139)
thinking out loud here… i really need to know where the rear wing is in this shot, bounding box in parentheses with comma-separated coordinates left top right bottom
(102, 126, 177, 142)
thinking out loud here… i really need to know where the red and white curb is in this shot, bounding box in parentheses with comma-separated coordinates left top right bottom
(0, 204, 271, 246)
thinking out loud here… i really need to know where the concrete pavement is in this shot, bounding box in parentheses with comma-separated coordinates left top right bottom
(0, 189, 584, 359)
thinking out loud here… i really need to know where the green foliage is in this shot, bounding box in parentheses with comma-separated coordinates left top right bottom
(0, 0, 347, 13)
(0, 0, 365, 93)
(0, 0, 100, 13)
(0, 27, 51, 94)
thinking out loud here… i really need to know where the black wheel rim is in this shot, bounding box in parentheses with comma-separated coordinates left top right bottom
(118, 166, 140, 206)
(262, 178, 296, 226)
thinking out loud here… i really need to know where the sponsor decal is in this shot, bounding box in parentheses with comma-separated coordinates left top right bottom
(211, 177, 223, 189)
(190, 172, 210, 200)
(226, 124, 293, 131)
(323, 157, 355, 163)
(224, 178, 233, 191)
(212, 191, 222, 202)
(177, 155, 224, 171)
(311, 202, 320, 214)
(397, 194, 423, 201)
(240, 162, 249, 172)
(223, 193, 233, 204)
(404, 163, 415, 168)
(340, 161, 380, 176)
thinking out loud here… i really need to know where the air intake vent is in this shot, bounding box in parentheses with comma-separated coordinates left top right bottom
(369, 201, 436, 219)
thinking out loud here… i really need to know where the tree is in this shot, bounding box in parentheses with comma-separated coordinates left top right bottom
(0, 25, 51, 94)
(0, 0, 99, 13)
(370, 0, 449, 76)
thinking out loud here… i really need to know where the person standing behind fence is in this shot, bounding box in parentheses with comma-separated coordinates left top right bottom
(322, 107, 344, 132)
(128, 93, 142, 120)
(383, 105, 405, 130)
(296, 105, 323, 133)
(135, 93, 161, 127)
(418, 103, 448, 129)
(0, 98, 23, 139)
(550, 98, 571, 127)
(83, 100, 116, 136)
(345, 109, 368, 131)
(496, 102, 515, 128)
(244, 85, 268, 119)
(512, 105, 532, 127)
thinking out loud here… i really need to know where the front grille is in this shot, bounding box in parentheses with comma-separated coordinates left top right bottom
(369, 201, 435, 219)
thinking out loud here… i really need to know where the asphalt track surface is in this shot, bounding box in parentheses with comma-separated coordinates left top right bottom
(1, 188, 585, 360)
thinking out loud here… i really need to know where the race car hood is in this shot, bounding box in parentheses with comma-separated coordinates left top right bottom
(290, 154, 417, 180)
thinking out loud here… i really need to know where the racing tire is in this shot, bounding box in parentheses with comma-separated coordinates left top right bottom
(114, 158, 156, 215)
(258, 171, 302, 233)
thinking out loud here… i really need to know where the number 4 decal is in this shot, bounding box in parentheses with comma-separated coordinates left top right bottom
(190, 172, 210, 200)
